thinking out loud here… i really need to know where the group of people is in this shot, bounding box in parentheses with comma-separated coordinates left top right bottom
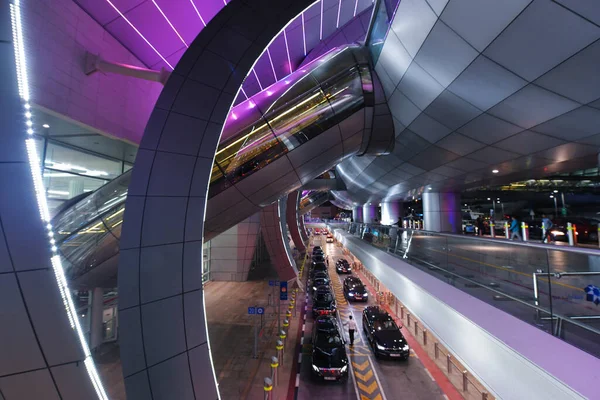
(505, 215, 554, 243)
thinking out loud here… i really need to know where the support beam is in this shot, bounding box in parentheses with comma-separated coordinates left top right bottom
(85, 52, 171, 85)
(381, 201, 403, 225)
(422, 192, 462, 233)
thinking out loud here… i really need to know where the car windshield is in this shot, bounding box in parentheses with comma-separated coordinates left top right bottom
(315, 334, 343, 348)
(374, 319, 397, 331)
(316, 293, 333, 302)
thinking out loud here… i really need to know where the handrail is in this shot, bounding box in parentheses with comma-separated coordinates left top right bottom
(355, 223, 600, 257)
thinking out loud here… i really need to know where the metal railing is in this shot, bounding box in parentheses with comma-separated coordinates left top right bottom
(334, 222, 600, 359)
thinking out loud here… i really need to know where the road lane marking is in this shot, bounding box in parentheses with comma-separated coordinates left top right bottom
(367, 356, 388, 400)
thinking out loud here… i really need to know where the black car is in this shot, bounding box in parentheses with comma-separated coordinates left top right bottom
(310, 262, 327, 279)
(343, 276, 368, 302)
(335, 259, 352, 274)
(312, 246, 323, 255)
(362, 306, 409, 359)
(312, 290, 336, 317)
(312, 254, 326, 264)
(311, 316, 348, 381)
(311, 277, 331, 293)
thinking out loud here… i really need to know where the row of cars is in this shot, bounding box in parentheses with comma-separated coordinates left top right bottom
(313, 227, 335, 243)
(308, 245, 410, 382)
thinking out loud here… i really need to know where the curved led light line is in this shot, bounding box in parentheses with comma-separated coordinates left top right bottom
(151, 0, 188, 47)
(189, 0, 207, 26)
(354, 0, 359, 16)
(301, 12, 307, 56)
(9, 1, 109, 399)
(283, 29, 293, 75)
(104, 0, 174, 69)
(336, 0, 342, 28)
(320, 0, 324, 40)
(266, 48, 278, 81)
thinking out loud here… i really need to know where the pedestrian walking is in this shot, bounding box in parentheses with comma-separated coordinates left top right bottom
(542, 214, 554, 243)
(509, 216, 522, 241)
(476, 216, 484, 236)
(344, 315, 357, 346)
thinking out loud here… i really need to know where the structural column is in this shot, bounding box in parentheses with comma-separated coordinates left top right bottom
(362, 204, 377, 224)
(422, 192, 462, 233)
(286, 191, 306, 252)
(381, 201, 403, 225)
(352, 206, 363, 223)
(260, 198, 298, 282)
(90, 287, 104, 351)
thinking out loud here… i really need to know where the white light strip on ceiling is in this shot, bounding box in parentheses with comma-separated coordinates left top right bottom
(9, 2, 108, 399)
(189, 0, 207, 26)
(151, 0, 188, 47)
(320, 0, 324, 40)
(336, 0, 342, 28)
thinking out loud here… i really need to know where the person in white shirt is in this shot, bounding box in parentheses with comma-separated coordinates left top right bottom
(344, 315, 357, 346)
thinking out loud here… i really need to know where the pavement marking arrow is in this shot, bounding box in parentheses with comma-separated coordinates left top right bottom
(354, 369, 373, 382)
(357, 380, 378, 395)
(352, 360, 370, 371)
(361, 395, 382, 400)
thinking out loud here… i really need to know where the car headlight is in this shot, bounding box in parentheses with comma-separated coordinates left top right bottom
(403, 345, 409, 351)
(348, 292, 354, 296)
(363, 292, 368, 297)
(376, 343, 386, 350)
(340, 365, 348, 373)
(312, 364, 320, 372)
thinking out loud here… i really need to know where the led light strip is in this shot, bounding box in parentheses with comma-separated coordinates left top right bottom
(189, 0, 207, 26)
(151, 0, 188, 47)
(252, 69, 263, 91)
(9, 1, 108, 399)
(104, 0, 174, 69)
(283, 29, 293, 75)
(301, 12, 307, 56)
(336, 0, 342, 28)
(266, 48, 278, 82)
(320, 0, 324, 40)
(354, 0, 359, 17)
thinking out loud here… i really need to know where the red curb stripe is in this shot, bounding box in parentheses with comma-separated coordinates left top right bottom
(287, 293, 306, 400)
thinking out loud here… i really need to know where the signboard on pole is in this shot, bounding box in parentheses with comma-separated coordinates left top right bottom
(248, 306, 256, 315)
(257, 307, 265, 315)
(280, 281, 288, 300)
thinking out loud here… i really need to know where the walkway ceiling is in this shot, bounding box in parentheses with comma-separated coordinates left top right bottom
(337, 0, 600, 204)
(75, 0, 374, 105)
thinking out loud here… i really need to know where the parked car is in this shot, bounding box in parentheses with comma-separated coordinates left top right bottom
(343, 276, 368, 301)
(326, 233, 334, 243)
(335, 259, 352, 274)
(312, 290, 336, 317)
(312, 254, 325, 264)
(311, 277, 331, 293)
(312, 245, 323, 254)
(362, 306, 409, 359)
(311, 316, 348, 381)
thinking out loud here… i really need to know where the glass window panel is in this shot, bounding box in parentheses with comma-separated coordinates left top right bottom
(322, 67, 365, 124)
(267, 86, 334, 150)
(43, 169, 107, 214)
(123, 162, 133, 172)
(45, 142, 122, 179)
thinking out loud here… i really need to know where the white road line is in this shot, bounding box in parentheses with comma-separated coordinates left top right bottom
(298, 353, 302, 364)
(368, 356, 389, 400)
(295, 373, 300, 387)
(442, 395, 449, 400)
(303, 313, 306, 321)
(425, 368, 435, 381)
(300, 337, 304, 345)
(411, 349, 419, 359)
(347, 352, 362, 400)
(302, 323, 305, 332)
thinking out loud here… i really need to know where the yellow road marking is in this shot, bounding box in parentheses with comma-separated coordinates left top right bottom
(357, 380, 378, 395)
(354, 369, 373, 382)
(352, 360, 369, 371)
(361, 395, 382, 400)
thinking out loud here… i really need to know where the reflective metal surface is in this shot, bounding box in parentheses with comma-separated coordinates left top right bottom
(299, 191, 332, 215)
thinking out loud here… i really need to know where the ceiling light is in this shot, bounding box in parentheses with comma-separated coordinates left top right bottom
(42, 123, 49, 128)
(497, 198, 500, 201)
(492, 169, 499, 174)
(487, 198, 491, 201)
(427, 187, 432, 190)
(553, 190, 558, 193)
(464, 204, 467, 206)
(550, 195, 554, 198)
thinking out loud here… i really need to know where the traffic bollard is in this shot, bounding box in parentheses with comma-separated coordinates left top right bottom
(407, 313, 411, 327)
(286, 310, 292, 319)
(283, 318, 289, 328)
(567, 222, 577, 246)
(434, 342, 439, 359)
(414, 321, 418, 336)
(270, 356, 279, 387)
(447, 354, 452, 372)
(504, 222, 509, 239)
(521, 222, 529, 241)
(276, 340, 284, 365)
(490, 223, 495, 238)
(423, 330, 427, 346)
(462, 370, 468, 392)
(263, 377, 273, 400)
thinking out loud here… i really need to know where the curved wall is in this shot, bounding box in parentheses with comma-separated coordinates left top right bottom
(117, 1, 317, 398)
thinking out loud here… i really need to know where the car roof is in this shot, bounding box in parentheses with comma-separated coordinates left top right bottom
(345, 276, 362, 284)
(364, 306, 389, 319)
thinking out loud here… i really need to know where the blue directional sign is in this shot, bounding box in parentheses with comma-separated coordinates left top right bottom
(257, 307, 265, 315)
(280, 281, 288, 300)
(248, 306, 256, 315)
(269, 280, 277, 286)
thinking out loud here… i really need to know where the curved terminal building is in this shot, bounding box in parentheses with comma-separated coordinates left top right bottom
(2, 0, 600, 399)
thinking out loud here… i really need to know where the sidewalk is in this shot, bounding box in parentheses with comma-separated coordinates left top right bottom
(245, 255, 308, 400)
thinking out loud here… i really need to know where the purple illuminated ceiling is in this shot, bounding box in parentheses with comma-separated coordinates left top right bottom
(75, 0, 374, 101)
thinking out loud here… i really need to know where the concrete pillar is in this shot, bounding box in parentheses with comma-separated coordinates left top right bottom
(422, 192, 461, 233)
(286, 191, 306, 252)
(69, 179, 84, 198)
(90, 287, 104, 351)
(363, 204, 377, 224)
(352, 206, 363, 223)
(381, 202, 403, 225)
